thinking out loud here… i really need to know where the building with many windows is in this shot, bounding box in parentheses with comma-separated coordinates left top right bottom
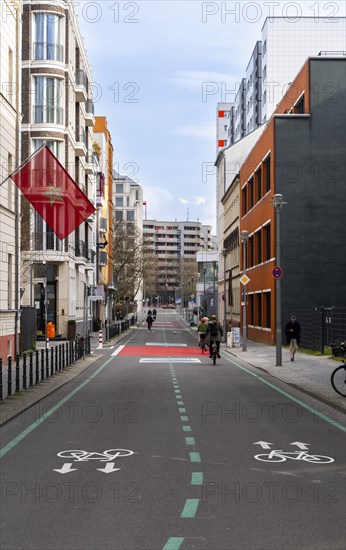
(20, 0, 97, 338)
(0, 0, 21, 358)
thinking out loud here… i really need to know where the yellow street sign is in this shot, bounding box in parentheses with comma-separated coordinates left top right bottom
(240, 274, 250, 286)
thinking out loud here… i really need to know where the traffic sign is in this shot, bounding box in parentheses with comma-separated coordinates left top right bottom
(272, 266, 282, 279)
(240, 274, 250, 286)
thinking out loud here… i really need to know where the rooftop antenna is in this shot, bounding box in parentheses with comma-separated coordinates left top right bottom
(187, 208, 189, 221)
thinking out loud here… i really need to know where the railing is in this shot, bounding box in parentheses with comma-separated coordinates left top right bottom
(75, 68, 88, 88)
(75, 127, 86, 145)
(0, 337, 90, 400)
(85, 99, 94, 114)
(75, 240, 87, 258)
(33, 42, 63, 62)
(33, 105, 63, 124)
(33, 232, 63, 252)
(293, 307, 346, 353)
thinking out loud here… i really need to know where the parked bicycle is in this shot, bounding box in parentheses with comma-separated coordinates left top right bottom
(330, 342, 346, 397)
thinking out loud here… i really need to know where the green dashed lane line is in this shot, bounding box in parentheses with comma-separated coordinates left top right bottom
(181, 498, 200, 518)
(189, 452, 201, 463)
(191, 472, 203, 485)
(226, 355, 346, 432)
(174, 389, 180, 393)
(179, 408, 186, 413)
(183, 426, 192, 432)
(177, 401, 184, 406)
(162, 537, 184, 550)
(0, 357, 114, 459)
(185, 437, 195, 445)
(180, 415, 189, 422)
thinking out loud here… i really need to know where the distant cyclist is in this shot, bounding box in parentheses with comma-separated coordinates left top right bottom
(152, 308, 157, 319)
(197, 317, 208, 348)
(206, 314, 223, 358)
(146, 312, 154, 331)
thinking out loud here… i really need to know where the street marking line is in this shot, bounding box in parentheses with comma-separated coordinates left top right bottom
(179, 408, 186, 413)
(0, 357, 114, 459)
(139, 358, 200, 363)
(180, 416, 189, 422)
(177, 401, 184, 406)
(174, 389, 181, 393)
(185, 437, 196, 445)
(162, 537, 184, 550)
(111, 345, 125, 356)
(183, 426, 192, 432)
(191, 472, 203, 485)
(146, 343, 187, 347)
(190, 452, 201, 463)
(225, 356, 346, 433)
(181, 498, 200, 518)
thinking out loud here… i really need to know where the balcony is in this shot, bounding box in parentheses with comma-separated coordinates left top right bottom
(33, 105, 63, 125)
(33, 42, 63, 62)
(86, 249, 96, 271)
(85, 99, 95, 126)
(99, 217, 108, 233)
(99, 251, 107, 266)
(33, 232, 63, 254)
(85, 151, 96, 174)
(75, 240, 87, 263)
(75, 69, 88, 102)
(75, 127, 87, 156)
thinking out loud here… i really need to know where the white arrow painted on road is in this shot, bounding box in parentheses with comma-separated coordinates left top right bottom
(53, 463, 78, 474)
(290, 442, 310, 450)
(253, 441, 273, 449)
(97, 462, 121, 474)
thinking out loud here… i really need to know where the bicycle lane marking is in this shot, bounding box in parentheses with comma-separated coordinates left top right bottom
(224, 355, 346, 433)
(0, 355, 115, 459)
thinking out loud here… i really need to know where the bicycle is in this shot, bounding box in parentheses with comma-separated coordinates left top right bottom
(330, 342, 346, 397)
(254, 450, 334, 464)
(210, 339, 218, 365)
(198, 333, 208, 354)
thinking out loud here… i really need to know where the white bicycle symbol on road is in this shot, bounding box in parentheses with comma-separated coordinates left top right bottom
(254, 450, 334, 464)
(57, 449, 134, 462)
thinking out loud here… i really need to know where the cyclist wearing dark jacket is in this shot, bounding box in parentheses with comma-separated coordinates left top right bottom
(206, 314, 223, 358)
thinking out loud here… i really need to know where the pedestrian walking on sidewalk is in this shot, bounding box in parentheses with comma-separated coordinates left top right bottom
(285, 315, 301, 361)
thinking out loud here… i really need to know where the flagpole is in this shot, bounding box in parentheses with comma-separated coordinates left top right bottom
(0, 143, 46, 188)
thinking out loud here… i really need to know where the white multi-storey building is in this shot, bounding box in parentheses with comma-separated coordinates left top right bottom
(20, 0, 97, 339)
(0, 0, 21, 358)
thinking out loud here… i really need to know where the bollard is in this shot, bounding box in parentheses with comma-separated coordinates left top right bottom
(58, 344, 62, 371)
(97, 330, 103, 349)
(62, 343, 65, 369)
(35, 350, 39, 384)
(15, 353, 20, 392)
(41, 349, 45, 380)
(51, 347, 54, 376)
(7, 356, 12, 396)
(23, 353, 27, 390)
(0, 358, 3, 400)
(29, 352, 34, 387)
(45, 348, 49, 378)
(65, 343, 68, 367)
(69, 340, 72, 365)
(55, 346, 58, 372)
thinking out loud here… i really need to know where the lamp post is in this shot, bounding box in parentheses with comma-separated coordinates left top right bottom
(212, 261, 217, 316)
(273, 194, 284, 366)
(222, 248, 227, 343)
(241, 230, 249, 351)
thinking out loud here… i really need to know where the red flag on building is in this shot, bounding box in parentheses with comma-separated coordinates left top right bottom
(11, 146, 95, 240)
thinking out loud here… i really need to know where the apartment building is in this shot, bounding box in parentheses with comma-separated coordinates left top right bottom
(239, 56, 346, 344)
(143, 220, 213, 304)
(20, 0, 97, 338)
(112, 171, 144, 312)
(0, 0, 21, 358)
(93, 117, 114, 325)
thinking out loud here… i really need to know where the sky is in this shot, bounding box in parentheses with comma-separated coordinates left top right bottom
(75, 0, 346, 233)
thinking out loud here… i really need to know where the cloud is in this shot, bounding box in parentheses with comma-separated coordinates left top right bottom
(167, 70, 238, 92)
(178, 198, 189, 204)
(171, 124, 214, 140)
(194, 196, 206, 205)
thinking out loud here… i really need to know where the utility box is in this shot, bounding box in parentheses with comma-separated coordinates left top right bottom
(21, 306, 36, 351)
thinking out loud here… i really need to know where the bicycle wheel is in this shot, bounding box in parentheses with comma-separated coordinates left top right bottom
(302, 454, 334, 464)
(254, 453, 286, 463)
(331, 365, 346, 397)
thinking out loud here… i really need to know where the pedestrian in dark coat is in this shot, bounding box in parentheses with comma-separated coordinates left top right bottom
(285, 315, 301, 361)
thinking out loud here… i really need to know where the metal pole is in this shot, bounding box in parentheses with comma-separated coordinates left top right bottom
(274, 196, 283, 366)
(44, 275, 48, 352)
(203, 267, 206, 317)
(212, 262, 216, 316)
(223, 249, 227, 343)
(241, 231, 248, 352)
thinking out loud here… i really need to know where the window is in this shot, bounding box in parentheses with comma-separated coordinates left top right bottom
(7, 153, 13, 209)
(242, 187, 247, 216)
(248, 294, 254, 325)
(248, 177, 254, 209)
(248, 236, 254, 268)
(8, 48, 13, 105)
(34, 13, 63, 61)
(264, 292, 271, 328)
(115, 197, 123, 207)
(256, 293, 262, 326)
(127, 196, 130, 207)
(116, 183, 123, 194)
(256, 166, 262, 201)
(264, 155, 270, 193)
(33, 139, 60, 160)
(294, 94, 305, 114)
(34, 77, 62, 124)
(127, 210, 135, 221)
(263, 224, 271, 261)
(256, 231, 262, 265)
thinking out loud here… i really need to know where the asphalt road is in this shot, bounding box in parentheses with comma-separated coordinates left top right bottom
(1, 311, 345, 550)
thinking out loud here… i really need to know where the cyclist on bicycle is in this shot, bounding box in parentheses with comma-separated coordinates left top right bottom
(197, 317, 208, 348)
(146, 312, 154, 331)
(206, 314, 223, 358)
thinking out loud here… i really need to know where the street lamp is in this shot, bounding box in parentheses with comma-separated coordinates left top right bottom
(212, 261, 217, 316)
(203, 266, 207, 317)
(273, 194, 285, 366)
(241, 230, 249, 352)
(222, 248, 227, 343)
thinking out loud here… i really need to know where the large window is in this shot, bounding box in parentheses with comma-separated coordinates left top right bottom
(116, 183, 124, 194)
(264, 155, 270, 193)
(263, 224, 271, 261)
(34, 77, 62, 124)
(256, 293, 262, 327)
(127, 210, 135, 221)
(264, 292, 271, 328)
(115, 197, 123, 207)
(33, 139, 60, 160)
(34, 13, 63, 61)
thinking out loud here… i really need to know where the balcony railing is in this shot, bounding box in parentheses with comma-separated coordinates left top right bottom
(33, 105, 63, 124)
(33, 232, 63, 252)
(75, 69, 88, 89)
(86, 99, 94, 114)
(75, 240, 87, 258)
(33, 42, 63, 62)
(75, 127, 86, 145)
